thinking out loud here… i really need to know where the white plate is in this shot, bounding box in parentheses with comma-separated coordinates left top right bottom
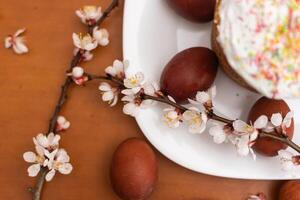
(123, 0, 300, 180)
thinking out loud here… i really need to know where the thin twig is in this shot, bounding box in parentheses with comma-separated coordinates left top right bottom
(48, 52, 81, 133)
(260, 132, 300, 153)
(29, 1, 119, 200)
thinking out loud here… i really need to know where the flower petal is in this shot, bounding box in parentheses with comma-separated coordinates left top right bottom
(72, 33, 81, 49)
(56, 149, 70, 163)
(196, 92, 210, 104)
(271, 113, 283, 127)
(13, 38, 29, 54)
(209, 126, 226, 144)
(23, 152, 37, 163)
(196, 91, 210, 104)
(45, 169, 56, 182)
(121, 95, 134, 102)
(113, 59, 123, 70)
(35, 145, 45, 157)
(253, 115, 268, 129)
(61, 121, 71, 129)
(121, 89, 135, 96)
(99, 38, 109, 46)
(14, 28, 26, 36)
(283, 111, 294, 128)
(27, 164, 41, 177)
(58, 163, 73, 175)
(167, 111, 178, 120)
(102, 91, 114, 101)
(57, 116, 66, 124)
(99, 82, 112, 92)
(84, 41, 98, 51)
(110, 95, 118, 107)
(35, 134, 49, 148)
(135, 72, 144, 82)
(233, 120, 249, 133)
(4, 37, 12, 48)
(123, 103, 139, 117)
(167, 95, 176, 103)
(72, 66, 84, 78)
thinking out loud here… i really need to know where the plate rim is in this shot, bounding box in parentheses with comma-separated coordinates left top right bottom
(122, 0, 297, 180)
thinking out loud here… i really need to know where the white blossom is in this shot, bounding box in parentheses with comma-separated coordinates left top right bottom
(24, 133, 72, 181)
(75, 6, 102, 25)
(68, 66, 88, 85)
(162, 108, 181, 128)
(72, 33, 98, 51)
(236, 135, 251, 156)
(45, 149, 73, 182)
(124, 72, 144, 90)
(4, 28, 28, 54)
(121, 87, 153, 117)
(122, 99, 140, 117)
(271, 113, 283, 127)
(234, 134, 257, 160)
(73, 48, 93, 62)
(121, 89, 140, 117)
(99, 82, 119, 107)
(193, 86, 216, 110)
(196, 86, 216, 104)
(231, 120, 259, 159)
(233, 120, 258, 137)
(105, 59, 128, 79)
(120, 73, 147, 115)
(93, 27, 109, 46)
(139, 82, 160, 106)
(56, 116, 71, 132)
(71, 66, 84, 78)
(209, 125, 227, 144)
(182, 107, 207, 134)
(33, 132, 60, 150)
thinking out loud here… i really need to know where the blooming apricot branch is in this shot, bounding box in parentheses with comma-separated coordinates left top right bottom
(79, 60, 300, 171)
(23, 1, 119, 200)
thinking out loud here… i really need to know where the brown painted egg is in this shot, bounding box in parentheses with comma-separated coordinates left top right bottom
(160, 47, 218, 103)
(110, 138, 158, 200)
(166, 0, 216, 23)
(247, 97, 294, 157)
(279, 181, 300, 200)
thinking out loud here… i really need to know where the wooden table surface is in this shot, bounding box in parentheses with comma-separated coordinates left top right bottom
(0, 0, 283, 199)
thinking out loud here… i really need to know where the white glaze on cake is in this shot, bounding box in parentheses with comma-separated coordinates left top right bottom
(217, 0, 300, 99)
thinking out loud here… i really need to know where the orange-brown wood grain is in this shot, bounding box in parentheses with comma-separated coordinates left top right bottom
(0, 0, 283, 199)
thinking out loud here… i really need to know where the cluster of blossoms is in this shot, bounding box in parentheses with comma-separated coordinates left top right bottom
(97, 60, 299, 171)
(22, 5, 111, 184)
(4, 28, 29, 54)
(99, 60, 160, 116)
(23, 116, 72, 182)
(70, 16, 109, 84)
(69, 25, 109, 85)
